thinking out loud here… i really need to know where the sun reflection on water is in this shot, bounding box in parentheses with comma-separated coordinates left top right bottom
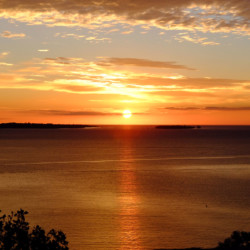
(118, 136, 143, 250)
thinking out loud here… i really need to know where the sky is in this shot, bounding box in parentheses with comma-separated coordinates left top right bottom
(0, 0, 250, 125)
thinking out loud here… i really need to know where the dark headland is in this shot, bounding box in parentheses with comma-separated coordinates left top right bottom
(0, 122, 97, 129)
(154, 248, 214, 250)
(155, 125, 201, 129)
(155, 230, 250, 250)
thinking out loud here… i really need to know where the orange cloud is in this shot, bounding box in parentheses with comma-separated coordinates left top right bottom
(97, 57, 196, 70)
(0, 31, 26, 38)
(27, 109, 122, 116)
(164, 106, 250, 111)
(15, 108, 145, 117)
(123, 75, 249, 89)
(37, 49, 49, 52)
(0, 0, 249, 36)
(55, 84, 106, 94)
(55, 33, 85, 39)
(0, 56, 249, 110)
(0, 51, 9, 58)
(174, 33, 220, 46)
(0, 62, 13, 66)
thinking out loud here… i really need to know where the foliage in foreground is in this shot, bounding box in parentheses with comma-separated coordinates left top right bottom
(217, 231, 250, 249)
(0, 209, 68, 250)
(218, 231, 250, 250)
(1, 209, 250, 250)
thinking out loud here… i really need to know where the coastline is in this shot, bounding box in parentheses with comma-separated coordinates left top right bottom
(0, 122, 97, 129)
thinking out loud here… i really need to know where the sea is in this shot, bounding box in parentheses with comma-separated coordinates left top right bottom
(0, 125, 250, 250)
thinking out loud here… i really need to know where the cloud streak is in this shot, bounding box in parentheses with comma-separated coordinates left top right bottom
(0, 31, 26, 38)
(30, 109, 121, 116)
(123, 76, 250, 89)
(0, 56, 249, 109)
(164, 106, 250, 111)
(23, 109, 145, 116)
(0, 51, 9, 58)
(98, 57, 195, 70)
(0, 0, 249, 36)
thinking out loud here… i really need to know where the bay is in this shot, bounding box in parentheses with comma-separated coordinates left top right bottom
(0, 126, 250, 249)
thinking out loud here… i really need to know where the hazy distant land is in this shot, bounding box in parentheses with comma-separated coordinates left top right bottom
(154, 248, 214, 250)
(155, 125, 201, 129)
(0, 123, 202, 129)
(0, 122, 97, 129)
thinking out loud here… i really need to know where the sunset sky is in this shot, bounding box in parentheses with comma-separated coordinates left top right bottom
(0, 0, 249, 125)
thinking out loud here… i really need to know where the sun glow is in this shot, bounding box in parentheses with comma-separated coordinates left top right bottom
(123, 110, 132, 119)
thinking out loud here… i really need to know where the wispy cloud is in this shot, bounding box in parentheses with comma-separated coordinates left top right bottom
(0, 51, 12, 66)
(22, 109, 145, 116)
(164, 106, 250, 111)
(29, 109, 121, 116)
(0, 51, 9, 58)
(97, 57, 196, 70)
(0, 0, 249, 37)
(0, 62, 13, 66)
(38, 49, 49, 52)
(174, 33, 220, 46)
(0, 31, 26, 38)
(205, 106, 250, 111)
(123, 76, 249, 89)
(0, 56, 249, 109)
(55, 33, 85, 39)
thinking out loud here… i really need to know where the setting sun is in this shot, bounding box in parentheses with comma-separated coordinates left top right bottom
(123, 110, 132, 119)
(0, 1, 250, 249)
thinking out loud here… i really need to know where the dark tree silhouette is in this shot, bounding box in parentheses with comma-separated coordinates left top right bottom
(0, 209, 68, 250)
(217, 231, 250, 249)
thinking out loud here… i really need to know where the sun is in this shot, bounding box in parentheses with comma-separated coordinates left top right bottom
(123, 109, 132, 119)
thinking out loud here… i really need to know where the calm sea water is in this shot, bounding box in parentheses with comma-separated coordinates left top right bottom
(0, 125, 250, 249)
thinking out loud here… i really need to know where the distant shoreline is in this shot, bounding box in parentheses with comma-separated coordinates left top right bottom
(155, 125, 201, 129)
(154, 248, 215, 250)
(0, 123, 97, 129)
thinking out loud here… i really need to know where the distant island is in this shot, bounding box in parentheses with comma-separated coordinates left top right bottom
(154, 248, 213, 250)
(0, 123, 97, 129)
(155, 125, 201, 129)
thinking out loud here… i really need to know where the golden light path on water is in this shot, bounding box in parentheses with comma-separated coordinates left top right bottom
(118, 129, 143, 250)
